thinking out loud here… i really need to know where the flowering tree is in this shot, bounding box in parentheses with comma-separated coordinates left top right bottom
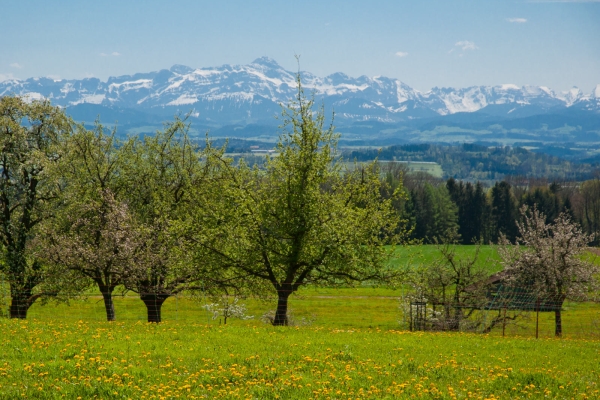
(499, 205, 599, 336)
(203, 295, 254, 324)
(39, 123, 136, 321)
(42, 189, 145, 321)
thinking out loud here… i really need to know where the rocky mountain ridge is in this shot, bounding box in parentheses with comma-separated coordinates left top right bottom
(1, 57, 598, 126)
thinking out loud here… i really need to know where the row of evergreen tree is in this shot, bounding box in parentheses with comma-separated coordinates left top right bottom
(382, 166, 600, 245)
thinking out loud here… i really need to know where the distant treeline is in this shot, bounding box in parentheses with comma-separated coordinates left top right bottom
(346, 143, 597, 181)
(380, 163, 600, 245)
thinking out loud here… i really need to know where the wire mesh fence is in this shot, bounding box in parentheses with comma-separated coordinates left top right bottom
(399, 298, 600, 339)
(398, 284, 600, 339)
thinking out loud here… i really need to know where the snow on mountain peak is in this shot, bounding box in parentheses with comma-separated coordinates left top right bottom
(251, 56, 282, 69)
(499, 84, 520, 91)
(170, 64, 194, 74)
(1, 57, 598, 123)
(561, 87, 583, 106)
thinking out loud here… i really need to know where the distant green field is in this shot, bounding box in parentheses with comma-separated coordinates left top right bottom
(388, 244, 502, 274)
(341, 161, 444, 178)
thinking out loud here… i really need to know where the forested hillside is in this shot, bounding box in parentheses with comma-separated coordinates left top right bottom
(380, 164, 600, 245)
(346, 143, 596, 181)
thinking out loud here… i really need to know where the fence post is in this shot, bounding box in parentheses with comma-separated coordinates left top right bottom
(502, 307, 507, 337)
(203, 284, 211, 325)
(535, 297, 540, 339)
(0, 277, 5, 318)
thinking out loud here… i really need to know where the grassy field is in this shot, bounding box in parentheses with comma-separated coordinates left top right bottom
(1, 246, 600, 398)
(3, 245, 598, 337)
(387, 245, 503, 274)
(1, 320, 599, 399)
(341, 161, 444, 179)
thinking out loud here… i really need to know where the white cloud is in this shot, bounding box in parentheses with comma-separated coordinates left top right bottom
(448, 41, 479, 57)
(9, 62, 23, 69)
(0, 73, 16, 82)
(395, 51, 409, 57)
(454, 41, 478, 51)
(507, 18, 528, 23)
(100, 52, 121, 57)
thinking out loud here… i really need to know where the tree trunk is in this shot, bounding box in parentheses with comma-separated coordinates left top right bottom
(8, 259, 40, 319)
(554, 295, 566, 337)
(555, 309, 563, 337)
(9, 292, 32, 319)
(273, 290, 290, 326)
(446, 305, 461, 331)
(100, 290, 116, 322)
(140, 293, 169, 323)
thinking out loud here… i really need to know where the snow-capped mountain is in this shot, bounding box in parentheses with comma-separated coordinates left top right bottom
(1, 57, 598, 126)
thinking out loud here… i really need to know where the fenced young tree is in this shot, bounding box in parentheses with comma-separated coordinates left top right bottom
(406, 237, 494, 331)
(0, 96, 71, 318)
(499, 205, 599, 336)
(188, 75, 405, 326)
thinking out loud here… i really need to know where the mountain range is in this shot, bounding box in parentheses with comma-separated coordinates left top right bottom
(1, 57, 600, 158)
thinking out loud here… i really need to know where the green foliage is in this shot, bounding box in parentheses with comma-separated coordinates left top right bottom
(0, 96, 71, 318)
(579, 178, 600, 244)
(38, 122, 136, 321)
(119, 117, 220, 322)
(447, 178, 490, 244)
(407, 183, 458, 243)
(490, 181, 519, 243)
(186, 75, 404, 325)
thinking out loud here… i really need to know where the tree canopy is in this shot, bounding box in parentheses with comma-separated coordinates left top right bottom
(185, 76, 405, 325)
(0, 96, 70, 318)
(499, 205, 599, 336)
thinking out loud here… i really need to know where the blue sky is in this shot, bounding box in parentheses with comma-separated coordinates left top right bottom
(1, 0, 598, 93)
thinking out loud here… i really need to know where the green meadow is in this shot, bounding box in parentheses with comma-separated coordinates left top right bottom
(1, 320, 599, 399)
(1, 245, 599, 399)
(3, 245, 598, 337)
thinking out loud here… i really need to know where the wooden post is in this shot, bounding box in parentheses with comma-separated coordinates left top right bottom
(502, 307, 507, 337)
(535, 298, 540, 339)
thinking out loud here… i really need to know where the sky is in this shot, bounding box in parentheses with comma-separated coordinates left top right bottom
(1, 0, 599, 93)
